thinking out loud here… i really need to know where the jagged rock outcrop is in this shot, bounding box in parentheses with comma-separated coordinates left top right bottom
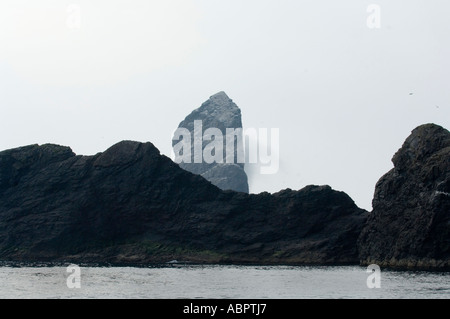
(358, 124, 450, 270)
(172, 92, 249, 193)
(0, 141, 366, 265)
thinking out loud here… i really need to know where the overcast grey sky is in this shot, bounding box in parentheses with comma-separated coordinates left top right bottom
(1, 0, 449, 210)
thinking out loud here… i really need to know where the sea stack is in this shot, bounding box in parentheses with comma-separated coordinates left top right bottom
(172, 92, 249, 193)
(358, 124, 450, 270)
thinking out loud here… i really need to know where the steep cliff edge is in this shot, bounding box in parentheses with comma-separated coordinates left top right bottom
(358, 124, 450, 270)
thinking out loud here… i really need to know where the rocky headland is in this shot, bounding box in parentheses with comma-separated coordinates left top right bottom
(0, 140, 366, 265)
(0, 90, 448, 270)
(358, 124, 449, 270)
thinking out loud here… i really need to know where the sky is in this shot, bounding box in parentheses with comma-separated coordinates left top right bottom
(0, 0, 449, 210)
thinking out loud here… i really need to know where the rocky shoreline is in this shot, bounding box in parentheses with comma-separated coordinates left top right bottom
(0, 123, 448, 270)
(358, 124, 450, 271)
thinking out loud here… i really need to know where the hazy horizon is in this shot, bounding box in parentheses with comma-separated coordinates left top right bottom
(1, 1, 449, 210)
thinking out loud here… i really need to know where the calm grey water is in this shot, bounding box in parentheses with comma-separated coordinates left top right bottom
(0, 264, 448, 299)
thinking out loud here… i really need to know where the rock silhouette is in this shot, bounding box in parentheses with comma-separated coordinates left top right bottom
(358, 124, 450, 270)
(0, 122, 448, 270)
(0, 141, 366, 264)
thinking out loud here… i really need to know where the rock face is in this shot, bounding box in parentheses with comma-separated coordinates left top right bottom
(172, 92, 249, 193)
(358, 124, 450, 270)
(0, 141, 366, 265)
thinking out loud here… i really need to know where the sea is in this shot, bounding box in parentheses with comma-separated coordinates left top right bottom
(0, 263, 448, 299)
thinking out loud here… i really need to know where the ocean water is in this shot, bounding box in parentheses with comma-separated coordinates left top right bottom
(0, 263, 448, 299)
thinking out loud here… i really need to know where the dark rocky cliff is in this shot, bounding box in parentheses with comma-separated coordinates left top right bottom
(0, 140, 366, 265)
(2, 123, 447, 269)
(358, 124, 450, 270)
